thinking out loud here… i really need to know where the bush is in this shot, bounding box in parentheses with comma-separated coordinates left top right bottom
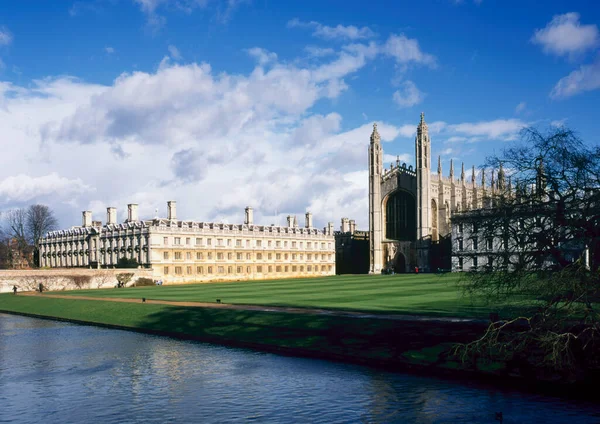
(116, 257, 139, 269)
(135, 277, 156, 287)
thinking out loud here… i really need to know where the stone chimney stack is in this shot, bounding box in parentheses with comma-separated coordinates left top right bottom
(127, 204, 139, 222)
(167, 201, 177, 221)
(287, 215, 293, 228)
(341, 217, 350, 233)
(305, 212, 313, 228)
(82, 211, 92, 227)
(326, 222, 334, 236)
(349, 219, 356, 234)
(244, 206, 254, 225)
(107, 207, 117, 225)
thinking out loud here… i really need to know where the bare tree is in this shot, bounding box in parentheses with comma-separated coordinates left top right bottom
(5, 208, 28, 251)
(26, 204, 58, 247)
(455, 127, 600, 382)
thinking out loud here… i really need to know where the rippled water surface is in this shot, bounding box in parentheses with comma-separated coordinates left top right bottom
(1, 313, 599, 423)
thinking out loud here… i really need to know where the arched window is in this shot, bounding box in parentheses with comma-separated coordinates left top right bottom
(385, 190, 416, 241)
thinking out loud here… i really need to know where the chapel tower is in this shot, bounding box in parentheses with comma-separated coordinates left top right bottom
(416, 113, 431, 240)
(368, 123, 384, 273)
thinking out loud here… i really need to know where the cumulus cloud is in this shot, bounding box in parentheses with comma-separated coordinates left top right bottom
(304, 46, 336, 58)
(448, 119, 527, 139)
(550, 57, 600, 98)
(382, 34, 437, 68)
(531, 12, 599, 59)
(287, 19, 375, 40)
(0, 27, 12, 46)
(392, 80, 424, 107)
(246, 47, 277, 65)
(0, 173, 92, 203)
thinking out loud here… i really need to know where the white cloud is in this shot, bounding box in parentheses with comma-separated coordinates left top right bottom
(550, 57, 600, 98)
(133, 0, 243, 30)
(105, 46, 115, 54)
(383, 153, 411, 164)
(287, 19, 375, 41)
(531, 12, 599, 59)
(551, 118, 567, 128)
(304, 46, 336, 58)
(0, 173, 92, 203)
(382, 34, 437, 68)
(0, 27, 12, 46)
(392, 80, 424, 108)
(168, 44, 182, 60)
(448, 119, 527, 139)
(246, 47, 277, 65)
(446, 136, 467, 143)
(515, 101, 526, 114)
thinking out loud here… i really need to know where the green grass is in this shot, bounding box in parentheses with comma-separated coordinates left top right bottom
(55, 274, 532, 319)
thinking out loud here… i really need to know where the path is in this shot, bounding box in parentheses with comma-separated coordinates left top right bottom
(18, 292, 484, 323)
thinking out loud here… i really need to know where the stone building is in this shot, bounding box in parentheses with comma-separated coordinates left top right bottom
(38, 202, 336, 283)
(334, 218, 369, 274)
(368, 113, 490, 273)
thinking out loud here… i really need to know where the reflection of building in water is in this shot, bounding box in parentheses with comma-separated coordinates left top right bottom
(368, 114, 481, 273)
(38, 202, 336, 283)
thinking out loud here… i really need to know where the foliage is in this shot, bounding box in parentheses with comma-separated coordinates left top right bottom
(135, 277, 156, 287)
(456, 127, 600, 382)
(116, 257, 139, 269)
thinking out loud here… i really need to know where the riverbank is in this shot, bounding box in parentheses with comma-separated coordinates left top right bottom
(2, 292, 596, 400)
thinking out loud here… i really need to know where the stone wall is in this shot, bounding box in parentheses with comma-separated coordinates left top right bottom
(0, 269, 155, 293)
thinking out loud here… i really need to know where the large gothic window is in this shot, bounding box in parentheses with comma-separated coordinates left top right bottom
(385, 191, 416, 241)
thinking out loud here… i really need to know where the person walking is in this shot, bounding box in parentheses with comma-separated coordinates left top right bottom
(12, 285, 17, 295)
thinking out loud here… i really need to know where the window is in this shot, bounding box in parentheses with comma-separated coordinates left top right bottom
(284, 266, 289, 272)
(276, 241, 281, 248)
(276, 253, 281, 260)
(292, 254, 296, 260)
(246, 253, 251, 260)
(256, 240, 262, 247)
(207, 238, 212, 246)
(276, 266, 282, 272)
(292, 241, 296, 248)
(307, 265, 312, 271)
(197, 266, 203, 274)
(164, 266, 169, 274)
(473, 238, 478, 250)
(284, 241, 288, 248)
(236, 239, 242, 247)
(292, 266, 297, 272)
(217, 253, 224, 260)
(186, 266, 192, 275)
(207, 252, 213, 259)
(175, 252, 182, 260)
(257, 266, 262, 273)
(237, 253, 243, 260)
(218, 266, 224, 273)
(268, 240, 272, 247)
(246, 266, 251, 273)
(321, 243, 325, 249)
(164, 237, 169, 245)
(186, 238, 191, 245)
(268, 253, 272, 260)
(227, 266, 232, 274)
(257, 253, 263, 260)
(186, 252, 192, 260)
(227, 239, 232, 247)
(307, 242, 312, 249)
(473, 257, 478, 268)
(307, 254, 312, 260)
(473, 223, 478, 233)
(487, 238, 493, 250)
(328, 243, 332, 249)
(284, 254, 289, 260)
(217, 239, 223, 246)
(208, 266, 213, 274)
(196, 252, 203, 260)
(328, 265, 332, 271)
(458, 223, 464, 233)
(458, 239, 463, 251)
(228, 252, 233, 260)
(174, 237, 181, 245)
(163, 252, 169, 259)
(237, 266, 242, 273)
(300, 266, 304, 272)
(196, 238, 202, 245)
(175, 266, 182, 274)
(268, 266, 272, 273)
(488, 256, 493, 267)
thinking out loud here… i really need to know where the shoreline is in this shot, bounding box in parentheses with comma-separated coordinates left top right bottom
(0, 295, 597, 401)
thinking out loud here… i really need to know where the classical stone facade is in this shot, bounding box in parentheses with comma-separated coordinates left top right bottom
(38, 202, 336, 283)
(369, 113, 492, 273)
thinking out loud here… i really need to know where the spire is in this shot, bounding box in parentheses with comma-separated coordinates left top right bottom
(437, 155, 442, 175)
(498, 162, 506, 191)
(471, 165, 476, 186)
(449, 159, 454, 179)
(461, 162, 465, 183)
(491, 169, 495, 191)
(508, 176, 513, 193)
(396, 155, 400, 167)
(420, 112, 425, 125)
(370, 123, 381, 145)
(481, 167, 486, 187)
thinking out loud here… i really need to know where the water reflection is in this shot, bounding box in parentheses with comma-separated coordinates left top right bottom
(0, 313, 599, 423)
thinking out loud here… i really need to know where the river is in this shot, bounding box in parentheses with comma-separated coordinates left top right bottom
(0, 313, 598, 423)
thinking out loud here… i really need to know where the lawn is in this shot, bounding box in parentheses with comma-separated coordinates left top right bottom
(55, 273, 531, 319)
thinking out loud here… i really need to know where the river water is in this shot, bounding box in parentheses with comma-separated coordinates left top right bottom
(0, 313, 598, 424)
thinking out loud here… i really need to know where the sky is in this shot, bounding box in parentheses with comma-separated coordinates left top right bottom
(0, 0, 599, 231)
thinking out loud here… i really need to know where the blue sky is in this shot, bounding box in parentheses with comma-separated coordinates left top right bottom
(0, 0, 599, 229)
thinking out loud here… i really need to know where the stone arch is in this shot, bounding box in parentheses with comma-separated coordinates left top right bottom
(431, 198, 438, 242)
(394, 251, 407, 273)
(382, 190, 416, 241)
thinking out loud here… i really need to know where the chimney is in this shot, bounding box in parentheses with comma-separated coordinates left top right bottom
(245, 206, 253, 225)
(305, 212, 313, 228)
(127, 204, 139, 222)
(326, 222, 334, 236)
(107, 207, 117, 225)
(167, 201, 177, 221)
(349, 219, 356, 235)
(341, 217, 350, 233)
(82, 211, 92, 227)
(287, 215, 293, 228)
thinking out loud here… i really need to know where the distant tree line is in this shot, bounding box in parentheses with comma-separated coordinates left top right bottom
(0, 204, 59, 269)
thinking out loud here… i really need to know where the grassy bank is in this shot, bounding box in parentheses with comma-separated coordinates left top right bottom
(0, 293, 487, 373)
(56, 274, 533, 319)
